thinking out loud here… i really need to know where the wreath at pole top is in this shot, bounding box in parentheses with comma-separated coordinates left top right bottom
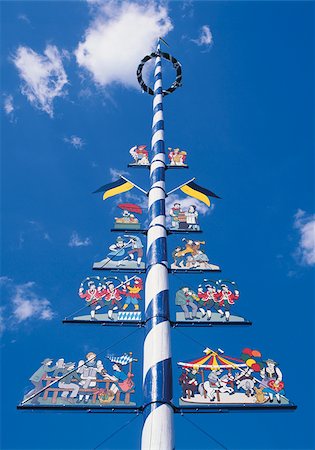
(137, 51, 182, 96)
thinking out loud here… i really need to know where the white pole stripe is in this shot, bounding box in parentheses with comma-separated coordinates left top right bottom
(145, 265, 168, 310)
(151, 153, 165, 164)
(141, 404, 174, 450)
(143, 321, 171, 381)
(151, 161, 165, 173)
(149, 215, 166, 227)
(148, 189, 165, 208)
(154, 79, 162, 91)
(152, 110, 163, 125)
(147, 226, 167, 252)
(151, 130, 164, 147)
(153, 94, 163, 109)
(151, 180, 165, 190)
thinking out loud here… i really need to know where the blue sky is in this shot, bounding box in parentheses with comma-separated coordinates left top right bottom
(1, 1, 315, 449)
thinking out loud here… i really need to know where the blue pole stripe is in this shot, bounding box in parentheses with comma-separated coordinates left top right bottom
(147, 237, 168, 264)
(143, 358, 173, 401)
(149, 199, 165, 218)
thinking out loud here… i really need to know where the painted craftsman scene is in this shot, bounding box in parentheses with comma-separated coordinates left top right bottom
(168, 147, 187, 167)
(75, 275, 143, 321)
(178, 347, 291, 406)
(171, 239, 220, 271)
(129, 144, 150, 166)
(175, 280, 245, 322)
(169, 202, 200, 231)
(21, 352, 137, 407)
(93, 235, 145, 270)
(113, 203, 143, 230)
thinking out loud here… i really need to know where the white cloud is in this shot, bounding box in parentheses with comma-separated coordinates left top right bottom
(109, 167, 129, 181)
(192, 25, 213, 48)
(18, 14, 31, 24)
(1, 278, 55, 326)
(0, 307, 5, 335)
(12, 282, 55, 322)
(4, 94, 14, 115)
(64, 135, 85, 149)
(12, 44, 68, 117)
(293, 209, 315, 266)
(74, 1, 173, 89)
(68, 231, 92, 247)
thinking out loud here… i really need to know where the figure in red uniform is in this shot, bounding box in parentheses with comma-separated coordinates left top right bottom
(78, 280, 105, 321)
(197, 284, 222, 321)
(216, 284, 240, 322)
(101, 282, 127, 320)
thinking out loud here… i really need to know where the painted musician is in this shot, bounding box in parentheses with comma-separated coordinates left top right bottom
(260, 359, 285, 404)
(179, 368, 199, 398)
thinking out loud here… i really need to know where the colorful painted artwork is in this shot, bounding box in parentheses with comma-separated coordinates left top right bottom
(175, 280, 244, 322)
(171, 239, 220, 270)
(169, 202, 200, 231)
(129, 144, 150, 165)
(168, 147, 187, 166)
(76, 275, 143, 321)
(21, 352, 137, 407)
(114, 203, 143, 230)
(178, 347, 291, 406)
(93, 235, 145, 270)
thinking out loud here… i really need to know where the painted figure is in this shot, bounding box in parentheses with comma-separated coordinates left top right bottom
(109, 363, 135, 396)
(171, 239, 220, 270)
(197, 284, 223, 320)
(25, 358, 58, 404)
(179, 368, 199, 398)
(93, 235, 145, 269)
(175, 287, 199, 320)
(56, 362, 81, 403)
(169, 203, 200, 231)
(216, 283, 240, 322)
(129, 145, 149, 165)
(260, 359, 285, 404)
(114, 203, 142, 230)
(77, 352, 106, 403)
(79, 279, 105, 321)
(168, 147, 187, 166)
(102, 281, 126, 320)
(122, 276, 143, 311)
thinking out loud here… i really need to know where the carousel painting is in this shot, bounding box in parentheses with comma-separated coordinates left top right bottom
(75, 275, 143, 322)
(113, 203, 143, 230)
(20, 352, 137, 408)
(171, 239, 220, 271)
(168, 147, 187, 167)
(178, 347, 292, 407)
(93, 235, 145, 270)
(129, 144, 150, 166)
(169, 202, 200, 231)
(175, 280, 246, 323)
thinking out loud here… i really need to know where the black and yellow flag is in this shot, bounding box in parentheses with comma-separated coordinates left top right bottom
(93, 178, 134, 201)
(180, 181, 221, 207)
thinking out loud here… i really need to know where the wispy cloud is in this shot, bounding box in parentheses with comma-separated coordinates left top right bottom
(3, 94, 15, 122)
(16, 220, 51, 248)
(68, 231, 91, 247)
(75, 1, 173, 90)
(12, 44, 68, 117)
(0, 278, 55, 332)
(64, 135, 85, 149)
(18, 13, 31, 24)
(109, 167, 129, 181)
(293, 209, 315, 266)
(192, 25, 213, 49)
(181, 0, 194, 18)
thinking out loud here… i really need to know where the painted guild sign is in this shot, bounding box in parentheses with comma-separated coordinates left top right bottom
(93, 235, 145, 270)
(129, 145, 149, 166)
(77, 275, 143, 321)
(178, 347, 291, 406)
(171, 239, 220, 270)
(169, 202, 200, 231)
(114, 203, 142, 230)
(21, 352, 137, 407)
(168, 147, 187, 166)
(175, 280, 245, 322)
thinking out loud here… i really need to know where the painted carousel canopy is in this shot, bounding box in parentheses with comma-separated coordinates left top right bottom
(178, 347, 247, 370)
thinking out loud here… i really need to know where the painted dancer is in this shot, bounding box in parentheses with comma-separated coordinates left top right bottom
(102, 281, 126, 321)
(78, 280, 105, 321)
(216, 283, 239, 322)
(198, 284, 223, 320)
(126, 235, 144, 267)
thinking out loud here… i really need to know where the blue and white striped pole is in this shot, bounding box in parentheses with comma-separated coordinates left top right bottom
(141, 43, 174, 450)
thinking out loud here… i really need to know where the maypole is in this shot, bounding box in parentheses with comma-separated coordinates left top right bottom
(141, 41, 173, 450)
